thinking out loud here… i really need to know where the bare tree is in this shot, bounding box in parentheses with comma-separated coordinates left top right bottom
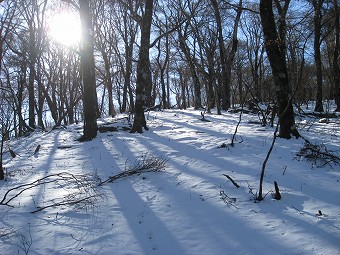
(260, 0, 300, 139)
(112, 0, 141, 113)
(130, 0, 153, 133)
(211, 0, 242, 111)
(332, 0, 340, 111)
(241, 6, 265, 102)
(18, 0, 48, 129)
(312, 0, 325, 112)
(94, 0, 116, 117)
(154, 2, 171, 109)
(79, 0, 98, 140)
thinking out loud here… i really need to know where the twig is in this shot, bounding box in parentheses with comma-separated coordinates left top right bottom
(31, 195, 98, 214)
(100, 154, 167, 185)
(1, 172, 98, 208)
(297, 142, 340, 167)
(231, 90, 250, 147)
(219, 191, 238, 209)
(257, 122, 279, 201)
(222, 174, 240, 188)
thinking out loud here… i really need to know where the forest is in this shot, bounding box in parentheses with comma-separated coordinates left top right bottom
(0, 0, 340, 254)
(0, 0, 339, 139)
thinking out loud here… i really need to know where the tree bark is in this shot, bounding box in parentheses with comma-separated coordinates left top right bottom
(260, 0, 300, 139)
(313, 0, 324, 112)
(333, 0, 340, 111)
(130, 0, 153, 133)
(79, 0, 98, 140)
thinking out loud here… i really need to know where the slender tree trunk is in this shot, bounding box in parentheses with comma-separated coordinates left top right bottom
(28, 62, 35, 129)
(130, 0, 153, 133)
(333, 0, 340, 111)
(102, 51, 115, 116)
(36, 61, 45, 129)
(313, 0, 324, 112)
(260, 0, 300, 139)
(225, 0, 242, 108)
(211, 0, 242, 111)
(211, 0, 227, 110)
(160, 30, 169, 109)
(179, 69, 187, 109)
(0, 136, 4, 180)
(178, 31, 202, 109)
(18, 68, 29, 135)
(79, 0, 98, 140)
(122, 39, 134, 113)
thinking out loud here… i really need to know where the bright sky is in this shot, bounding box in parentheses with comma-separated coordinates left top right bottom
(47, 10, 81, 47)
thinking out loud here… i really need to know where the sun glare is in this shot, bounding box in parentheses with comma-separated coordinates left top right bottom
(48, 11, 81, 47)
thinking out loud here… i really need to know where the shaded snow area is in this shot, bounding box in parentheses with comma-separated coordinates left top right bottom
(1, 109, 339, 255)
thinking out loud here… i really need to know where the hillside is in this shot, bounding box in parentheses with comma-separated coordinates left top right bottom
(1, 108, 339, 255)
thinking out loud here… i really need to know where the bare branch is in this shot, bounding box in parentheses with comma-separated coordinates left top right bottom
(150, 19, 186, 48)
(100, 154, 167, 185)
(61, 0, 80, 11)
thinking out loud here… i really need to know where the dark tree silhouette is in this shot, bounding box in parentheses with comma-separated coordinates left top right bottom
(259, 0, 300, 139)
(333, 0, 340, 111)
(312, 0, 325, 112)
(79, 0, 98, 140)
(130, 0, 153, 133)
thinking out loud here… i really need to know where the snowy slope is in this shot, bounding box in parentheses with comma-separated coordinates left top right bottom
(1, 109, 339, 255)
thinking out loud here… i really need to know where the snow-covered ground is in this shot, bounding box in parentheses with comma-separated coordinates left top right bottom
(1, 108, 339, 255)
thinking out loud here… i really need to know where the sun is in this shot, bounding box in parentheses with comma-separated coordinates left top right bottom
(47, 11, 81, 47)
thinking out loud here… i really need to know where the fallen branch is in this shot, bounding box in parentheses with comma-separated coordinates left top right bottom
(220, 191, 237, 209)
(100, 154, 167, 185)
(1, 172, 100, 211)
(297, 142, 340, 167)
(223, 174, 240, 188)
(31, 194, 98, 213)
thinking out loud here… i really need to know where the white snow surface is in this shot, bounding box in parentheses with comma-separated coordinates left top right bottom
(1, 109, 339, 255)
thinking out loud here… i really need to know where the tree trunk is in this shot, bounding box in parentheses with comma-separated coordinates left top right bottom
(178, 31, 202, 109)
(28, 62, 36, 129)
(313, 0, 324, 112)
(211, 0, 242, 111)
(122, 38, 134, 113)
(179, 69, 187, 109)
(102, 51, 115, 116)
(211, 0, 228, 110)
(333, 0, 340, 111)
(0, 133, 4, 180)
(130, 0, 153, 133)
(36, 61, 45, 129)
(160, 29, 169, 109)
(260, 0, 300, 139)
(79, 0, 98, 140)
(225, 0, 242, 108)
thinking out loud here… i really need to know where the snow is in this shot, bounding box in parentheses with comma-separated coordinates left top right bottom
(1, 109, 339, 255)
